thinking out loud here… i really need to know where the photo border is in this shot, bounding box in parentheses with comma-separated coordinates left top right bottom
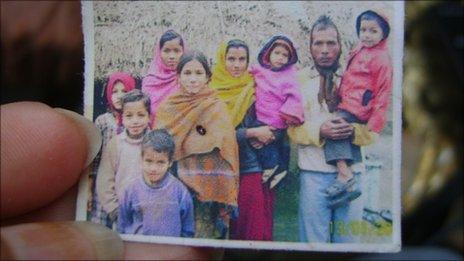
(76, 0, 404, 252)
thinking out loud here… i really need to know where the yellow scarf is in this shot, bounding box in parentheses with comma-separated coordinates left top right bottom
(209, 41, 255, 127)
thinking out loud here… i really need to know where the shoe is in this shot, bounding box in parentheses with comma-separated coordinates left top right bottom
(327, 189, 362, 209)
(269, 170, 287, 189)
(324, 178, 356, 198)
(380, 209, 392, 223)
(262, 165, 279, 183)
(362, 210, 383, 228)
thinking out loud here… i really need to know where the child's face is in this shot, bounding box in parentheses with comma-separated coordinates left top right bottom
(160, 38, 183, 69)
(111, 81, 126, 110)
(141, 148, 172, 185)
(269, 45, 289, 69)
(122, 101, 150, 139)
(179, 59, 209, 95)
(359, 19, 384, 48)
(225, 47, 248, 78)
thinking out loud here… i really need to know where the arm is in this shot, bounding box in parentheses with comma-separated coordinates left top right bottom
(279, 82, 305, 125)
(117, 188, 133, 234)
(366, 56, 393, 133)
(96, 137, 119, 215)
(180, 188, 195, 237)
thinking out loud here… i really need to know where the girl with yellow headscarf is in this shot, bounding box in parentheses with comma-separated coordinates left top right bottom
(210, 39, 277, 241)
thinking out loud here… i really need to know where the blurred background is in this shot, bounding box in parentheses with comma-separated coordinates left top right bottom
(1, 1, 462, 259)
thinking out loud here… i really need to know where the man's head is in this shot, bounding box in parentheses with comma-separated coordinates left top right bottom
(309, 15, 341, 73)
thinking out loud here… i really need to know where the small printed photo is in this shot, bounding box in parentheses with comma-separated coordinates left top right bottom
(77, 1, 404, 252)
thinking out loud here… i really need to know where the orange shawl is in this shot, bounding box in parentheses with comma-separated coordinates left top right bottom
(155, 86, 239, 205)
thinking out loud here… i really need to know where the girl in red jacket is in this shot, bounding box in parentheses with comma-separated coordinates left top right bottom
(324, 10, 393, 209)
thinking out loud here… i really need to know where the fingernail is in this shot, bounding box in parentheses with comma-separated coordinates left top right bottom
(54, 108, 102, 167)
(1, 221, 123, 260)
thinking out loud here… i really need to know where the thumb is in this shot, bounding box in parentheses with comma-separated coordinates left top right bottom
(1, 221, 123, 260)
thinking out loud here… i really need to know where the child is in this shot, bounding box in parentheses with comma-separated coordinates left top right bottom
(118, 129, 195, 237)
(89, 72, 136, 227)
(96, 89, 151, 224)
(249, 35, 305, 189)
(324, 10, 393, 208)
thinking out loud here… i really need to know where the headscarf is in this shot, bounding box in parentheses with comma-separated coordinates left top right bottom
(105, 72, 136, 111)
(155, 86, 239, 205)
(209, 41, 255, 127)
(257, 35, 298, 72)
(141, 30, 185, 122)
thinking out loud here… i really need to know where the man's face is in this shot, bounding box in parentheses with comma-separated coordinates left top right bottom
(310, 27, 341, 69)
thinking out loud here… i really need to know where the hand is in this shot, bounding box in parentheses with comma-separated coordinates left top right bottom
(280, 112, 302, 126)
(250, 139, 264, 149)
(1, 102, 218, 260)
(320, 116, 354, 140)
(247, 125, 275, 145)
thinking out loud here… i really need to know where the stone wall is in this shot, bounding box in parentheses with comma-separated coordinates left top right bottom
(93, 1, 394, 79)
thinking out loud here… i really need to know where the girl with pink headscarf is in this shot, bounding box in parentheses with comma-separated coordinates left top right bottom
(141, 30, 185, 125)
(89, 72, 136, 228)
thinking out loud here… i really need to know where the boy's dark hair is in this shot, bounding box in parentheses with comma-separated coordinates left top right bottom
(176, 51, 212, 79)
(356, 10, 390, 40)
(310, 15, 341, 46)
(159, 29, 184, 49)
(142, 129, 175, 161)
(226, 39, 250, 64)
(121, 89, 151, 115)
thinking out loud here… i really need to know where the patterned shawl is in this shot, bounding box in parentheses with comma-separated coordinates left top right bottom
(209, 41, 255, 127)
(155, 86, 239, 205)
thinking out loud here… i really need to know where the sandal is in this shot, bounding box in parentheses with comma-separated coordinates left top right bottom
(325, 178, 356, 198)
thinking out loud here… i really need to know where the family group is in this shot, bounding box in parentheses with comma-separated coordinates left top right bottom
(88, 10, 392, 243)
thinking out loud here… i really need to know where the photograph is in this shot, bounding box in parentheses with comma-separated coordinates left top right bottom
(77, 1, 404, 252)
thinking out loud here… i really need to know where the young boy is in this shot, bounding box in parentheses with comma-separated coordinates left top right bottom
(96, 89, 151, 224)
(117, 129, 195, 237)
(324, 10, 393, 209)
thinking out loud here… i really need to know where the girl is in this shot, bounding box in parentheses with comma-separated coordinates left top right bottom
(89, 72, 136, 227)
(141, 29, 186, 124)
(96, 89, 151, 224)
(250, 35, 305, 189)
(210, 39, 276, 240)
(156, 51, 239, 239)
(323, 10, 393, 209)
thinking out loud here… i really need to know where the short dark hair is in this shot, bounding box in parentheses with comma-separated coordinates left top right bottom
(159, 29, 184, 49)
(176, 51, 212, 79)
(121, 89, 151, 115)
(356, 10, 390, 40)
(310, 15, 341, 46)
(226, 39, 250, 64)
(142, 129, 175, 161)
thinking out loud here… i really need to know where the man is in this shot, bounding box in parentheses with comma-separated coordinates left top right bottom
(288, 15, 376, 243)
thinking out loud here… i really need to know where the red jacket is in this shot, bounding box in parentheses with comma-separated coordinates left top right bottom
(338, 39, 393, 133)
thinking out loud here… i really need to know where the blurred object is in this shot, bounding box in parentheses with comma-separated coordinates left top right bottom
(1, 1, 83, 111)
(402, 0, 463, 253)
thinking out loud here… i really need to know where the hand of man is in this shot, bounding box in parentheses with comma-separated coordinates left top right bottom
(320, 116, 353, 140)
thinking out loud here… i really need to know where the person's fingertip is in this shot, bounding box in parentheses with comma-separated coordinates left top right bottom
(54, 108, 102, 167)
(1, 221, 123, 260)
(71, 222, 124, 260)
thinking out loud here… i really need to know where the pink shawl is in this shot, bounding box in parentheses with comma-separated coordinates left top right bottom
(249, 64, 305, 129)
(141, 35, 185, 123)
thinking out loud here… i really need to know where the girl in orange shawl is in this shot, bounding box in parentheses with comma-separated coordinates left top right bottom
(155, 51, 239, 239)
